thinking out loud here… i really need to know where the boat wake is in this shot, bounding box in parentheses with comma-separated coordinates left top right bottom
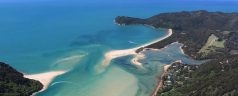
(128, 41, 138, 44)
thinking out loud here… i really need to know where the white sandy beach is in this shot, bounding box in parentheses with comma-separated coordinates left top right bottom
(24, 71, 67, 94)
(130, 53, 145, 68)
(103, 48, 137, 66)
(101, 29, 173, 68)
(24, 54, 84, 95)
(163, 64, 171, 72)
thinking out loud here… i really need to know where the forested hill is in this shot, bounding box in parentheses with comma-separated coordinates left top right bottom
(115, 10, 238, 59)
(115, 10, 238, 96)
(158, 55, 238, 96)
(0, 62, 43, 96)
(115, 10, 238, 31)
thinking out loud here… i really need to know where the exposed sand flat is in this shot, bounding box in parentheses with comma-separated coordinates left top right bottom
(163, 64, 171, 72)
(130, 53, 145, 68)
(101, 29, 173, 68)
(103, 48, 137, 67)
(24, 71, 67, 94)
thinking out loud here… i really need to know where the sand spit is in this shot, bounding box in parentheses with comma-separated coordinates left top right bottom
(24, 70, 67, 95)
(101, 29, 173, 68)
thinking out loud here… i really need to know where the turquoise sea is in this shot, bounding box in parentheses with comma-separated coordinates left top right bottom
(0, 0, 238, 96)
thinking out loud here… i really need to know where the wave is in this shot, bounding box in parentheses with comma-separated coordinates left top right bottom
(50, 81, 74, 87)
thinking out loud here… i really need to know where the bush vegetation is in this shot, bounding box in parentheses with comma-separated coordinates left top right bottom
(0, 62, 43, 96)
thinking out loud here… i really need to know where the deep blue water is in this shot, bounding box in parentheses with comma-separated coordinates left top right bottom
(0, 0, 238, 96)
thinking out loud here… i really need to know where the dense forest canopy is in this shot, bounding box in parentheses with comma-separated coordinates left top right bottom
(0, 62, 43, 96)
(115, 10, 238, 96)
(115, 10, 238, 59)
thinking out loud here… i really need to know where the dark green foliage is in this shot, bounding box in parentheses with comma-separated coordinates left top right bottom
(115, 16, 145, 25)
(115, 10, 238, 96)
(158, 55, 238, 96)
(0, 62, 43, 96)
(116, 10, 238, 31)
(225, 32, 238, 50)
(185, 55, 238, 96)
(115, 10, 238, 59)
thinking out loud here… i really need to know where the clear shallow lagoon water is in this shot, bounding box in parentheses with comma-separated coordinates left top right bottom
(0, 0, 238, 96)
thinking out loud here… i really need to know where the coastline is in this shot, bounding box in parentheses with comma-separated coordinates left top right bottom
(151, 60, 182, 96)
(130, 53, 145, 68)
(98, 28, 174, 94)
(151, 64, 171, 96)
(179, 45, 185, 54)
(24, 70, 67, 95)
(101, 29, 173, 68)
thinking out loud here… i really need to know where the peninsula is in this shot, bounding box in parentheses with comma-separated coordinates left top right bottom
(98, 29, 172, 72)
(115, 10, 238, 96)
(115, 10, 238, 59)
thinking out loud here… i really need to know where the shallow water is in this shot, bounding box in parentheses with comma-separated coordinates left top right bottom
(112, 43, 206, 96)
(0, 0, 238, 96)
(0, 3, 165, 95)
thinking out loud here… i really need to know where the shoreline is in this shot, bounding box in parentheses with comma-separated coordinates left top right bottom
(179, 44, 185, 54)
(130, 53, 145, 68)
(24, 70, 67, 95)
(151, 64, 171, 96)
(151, 60, 182, 96)
(101, 29, 173, 68)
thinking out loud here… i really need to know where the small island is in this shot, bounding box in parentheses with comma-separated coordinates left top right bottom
(0, 62, 43, 96)
(115, 10, 238, 96)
